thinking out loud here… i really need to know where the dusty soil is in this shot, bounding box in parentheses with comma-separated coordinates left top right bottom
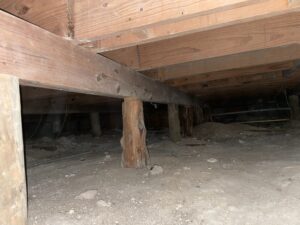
(193, 122, 269, 140)
(25, 124, 300, 225)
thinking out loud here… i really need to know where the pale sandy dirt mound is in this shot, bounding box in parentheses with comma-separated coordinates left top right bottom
(193, 122, 268, 140)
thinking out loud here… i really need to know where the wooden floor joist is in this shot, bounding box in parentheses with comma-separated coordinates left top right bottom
(109, 12, 300, 71)
(0, 10, 194, 106)
(145, 45, 300, 81)
(1, 0, 299, 54)
(121, 97, 149, 168)
(0, 74, 27, 225)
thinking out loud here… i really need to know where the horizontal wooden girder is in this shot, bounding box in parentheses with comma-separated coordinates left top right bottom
(0, 10, 195, 105)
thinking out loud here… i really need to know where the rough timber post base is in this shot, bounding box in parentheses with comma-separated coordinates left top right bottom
(180, 106, 194, 137)
(289, 95, 300, 120)
(52, 114, 62, 136)
(121, 97, 149, 168)
(90, 112, 102, 137)
(193, 105, 204, 126)
(0, 75, 27, 225)
(168, 104, 181, 142)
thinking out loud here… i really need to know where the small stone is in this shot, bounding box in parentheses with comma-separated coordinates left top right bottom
(183, 167, 191, 170)
(175, 204, 183, 210)
(65, 173, 75, 178)
(75, 190, 97, 200)
(68, 209, 75, 215)
(207, 158, 218, 163)
(76, 215, 81, 220)
(97, 200, 112, 207)
(238, 139, 245, 144)
(174, 171, 181, 176)
(150, 165, 163, 175)
(104, 155, 111, 161)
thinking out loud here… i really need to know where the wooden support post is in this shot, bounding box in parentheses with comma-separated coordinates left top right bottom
(52, 115, 62, 135)
(168, 104, 181, 142)
(193, 105, 204, 126)
(90, 112, 102, 137)
(121, 97, 149, 168)
(180, 106, 194, 137)
(289, 95, 300, 120)
(0, 75, 27, 225)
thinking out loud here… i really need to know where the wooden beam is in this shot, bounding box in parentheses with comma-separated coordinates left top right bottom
(166, 61, 294, 87)
(121, 97, 149, 168)
(0, 0, 69, 37)
(2, 1, 299, 53)
(168, 104, 181, 142)
(0, 74, 27, 225)
(75, 0, 255, 45)
(194, 76, 300, 97)
(80, 0, 299, 52)
(0, 10, 194, 105)
(181, 71, 285, 92)
(144, 45, 300, 81)
(110, 12, 300, 71)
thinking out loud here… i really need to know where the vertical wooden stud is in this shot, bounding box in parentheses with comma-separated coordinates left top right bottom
(121, 97, 149, 168)
(168, 104, 181, 142)
(52, 114, 61, 135)
(0, 75, 27, 225)
(289, 95, 300, 120)
(90, 112, 102, 137)
(181, 106, 194, 137)
(193, 105, 204, 126)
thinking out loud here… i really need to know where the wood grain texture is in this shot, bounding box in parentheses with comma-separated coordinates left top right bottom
(74, 0, 254, 41)
(0, 0, 69, 37)
(0, 10, 194, 105)
(83, 0, 298, 52)
(180, 106, 193, 137)
(191, 72, 300, 97)
(168, 104, 181, 142)
(143, 45, 300, 81)
(0, 74, 27, 225)
(121, 97, 149, 168)
(166, 61, 294, 87)
(136, 12, 300, 70)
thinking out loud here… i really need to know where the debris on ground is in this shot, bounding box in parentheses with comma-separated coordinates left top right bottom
(150, 165, 163, 175)
(75, 190, 98, 200)
(97, 200, 112, 207)
(193, 122, 268, 140)
(207, 158, 218, 163)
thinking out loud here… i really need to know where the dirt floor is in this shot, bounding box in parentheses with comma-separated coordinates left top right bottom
(25, 123, 300, 225)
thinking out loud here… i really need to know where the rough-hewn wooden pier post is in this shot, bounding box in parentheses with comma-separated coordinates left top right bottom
(168, 104, 181, 142)
(121, 97, 149, 168)
(0, 75, 27, 225)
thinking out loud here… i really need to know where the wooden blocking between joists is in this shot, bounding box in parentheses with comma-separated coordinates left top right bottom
(121, 97, 149, 168)
(168, 104, 181, 142)
(0, 75, 27, 225)
(90, 112, 102, 137)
